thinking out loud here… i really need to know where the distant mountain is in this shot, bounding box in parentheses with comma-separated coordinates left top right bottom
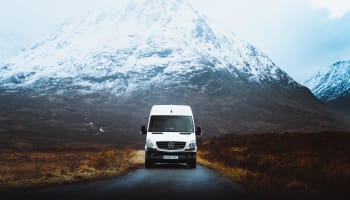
(0, 0, 346, 141)
(305, 61, 350, 115)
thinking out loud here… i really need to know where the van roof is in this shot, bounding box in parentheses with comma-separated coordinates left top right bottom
(150, 105, 193, 116)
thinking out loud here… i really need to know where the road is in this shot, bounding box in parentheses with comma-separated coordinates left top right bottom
(4, 164, 252, 200)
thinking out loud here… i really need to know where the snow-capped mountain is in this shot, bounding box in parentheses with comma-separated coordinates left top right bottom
(0, 0, 346, 137)
(0, 0, 296, 95)
(305, 61, 350, 101)
(305, 61, 350, 117)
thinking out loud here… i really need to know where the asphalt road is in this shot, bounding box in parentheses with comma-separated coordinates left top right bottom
(4, 164, 252, 200)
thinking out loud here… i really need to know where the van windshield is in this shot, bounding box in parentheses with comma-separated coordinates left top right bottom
(148, 116, 194, 132)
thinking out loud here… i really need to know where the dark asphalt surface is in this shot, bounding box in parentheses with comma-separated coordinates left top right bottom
(3, 164, 252, 200)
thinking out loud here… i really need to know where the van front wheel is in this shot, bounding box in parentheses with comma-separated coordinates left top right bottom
(188, 159, 196, 169)
(145, 159, 152, 168)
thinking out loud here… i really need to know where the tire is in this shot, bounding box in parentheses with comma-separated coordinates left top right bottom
(188, 158, 196, 169)
(145, 151, 152, 168)
(145, 158, 152, 168)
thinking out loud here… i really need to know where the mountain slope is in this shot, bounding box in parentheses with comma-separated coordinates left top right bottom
(0, 0, 346, 141)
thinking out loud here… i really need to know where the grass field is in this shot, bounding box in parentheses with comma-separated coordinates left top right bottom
(0, 146, 143, 189)
(2, 131, 350, 200)
(198, 132, 350, 199)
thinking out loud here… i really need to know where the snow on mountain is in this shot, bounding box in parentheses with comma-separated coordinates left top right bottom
(305, 61, 350, 101)
(0, 0, 298, 95)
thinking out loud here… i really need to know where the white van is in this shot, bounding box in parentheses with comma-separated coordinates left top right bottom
(140, 105, 202, 168)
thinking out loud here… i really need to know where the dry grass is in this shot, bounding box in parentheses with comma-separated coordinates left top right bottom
(198, 132, 350, 199)
(0, 148, 144, 189)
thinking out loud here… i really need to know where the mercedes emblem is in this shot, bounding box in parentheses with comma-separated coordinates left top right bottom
(168, 141, 175, 149)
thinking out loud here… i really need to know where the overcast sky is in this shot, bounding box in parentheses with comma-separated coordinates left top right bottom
(0, 0, 349, 83)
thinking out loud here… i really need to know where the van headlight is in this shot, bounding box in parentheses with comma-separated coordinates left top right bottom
(186, 141, 196, 150)
(146, 139, 156, 149)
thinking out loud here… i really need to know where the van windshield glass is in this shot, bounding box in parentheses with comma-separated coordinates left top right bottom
(148, 116, 194, 132)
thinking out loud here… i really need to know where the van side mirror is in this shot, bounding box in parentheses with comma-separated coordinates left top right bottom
(195, 126, 202, 136)
(140, 125, 147, 135)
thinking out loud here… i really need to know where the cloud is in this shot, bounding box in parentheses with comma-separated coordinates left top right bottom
(311, 0, 350, 19)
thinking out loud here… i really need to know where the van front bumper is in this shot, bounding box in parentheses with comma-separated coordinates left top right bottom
(145, 149, 196, 163)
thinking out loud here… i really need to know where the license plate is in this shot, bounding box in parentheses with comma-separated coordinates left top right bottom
(163, 155, 178, 160)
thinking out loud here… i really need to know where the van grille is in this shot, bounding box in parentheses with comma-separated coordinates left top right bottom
(156, 141, 186, 150)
